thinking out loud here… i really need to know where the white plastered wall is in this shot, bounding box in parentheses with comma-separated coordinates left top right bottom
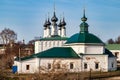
(64, 43, 104, 55)
(15, 58, 38, 74)
(35, 40, 66, 53)
(108, 57, 117, 71)
(82, 55, 108, 72)
(38, 58, 82, 73)
(35, 41, 41, 53)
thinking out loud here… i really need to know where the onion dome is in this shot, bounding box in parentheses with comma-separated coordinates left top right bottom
(51, 12, 58, 22)
(61, 17, 66, 26)
(58, 19, 62, 27)
(46, 18, 51, 26)
(43, 19, 47, 27)
(80, 9, 89, 33)
(66, 9, 103, 44)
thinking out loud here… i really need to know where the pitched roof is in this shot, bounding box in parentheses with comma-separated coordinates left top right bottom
(40, 36, 68, 41)
(106, 44, 120, 50)
(104, 48, 115, 57)
(15, 47, 80, 61)
(66, 33, 103, 44)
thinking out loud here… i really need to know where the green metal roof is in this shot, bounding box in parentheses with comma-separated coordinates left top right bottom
(15, 47, 80, 61)
(106, 44, 120, 50)
(40, 36, 68, 41)
(104, 48, 115, 57)
(65, 33, 103, 44)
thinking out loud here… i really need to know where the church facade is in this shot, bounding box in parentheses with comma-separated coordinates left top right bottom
(13, 10, 117, 74)
(35, 11, 68, 53)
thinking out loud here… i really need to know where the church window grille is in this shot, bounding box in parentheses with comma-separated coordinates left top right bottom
(84, 63, 87, 69)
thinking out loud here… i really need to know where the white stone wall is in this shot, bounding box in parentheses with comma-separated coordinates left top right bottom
(35, 40, 66, 53)
(14, 55, 114, 74)
(85, 45, 104, 54)
(65, 43, 104, 55)
(108, 57, 117, 71)
(15, 58, 38, 74)
(43, 29, 46, 38)
(15, 58, 82, 73)
(61, 28, 66, 37)
(109, 50, 120, 61)
(38, 58, 82, 72)
(82, 55, 108, 72)
(35, 41, 41, 53)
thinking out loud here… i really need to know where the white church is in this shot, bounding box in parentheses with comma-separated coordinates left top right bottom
(13, 10, 117, 73)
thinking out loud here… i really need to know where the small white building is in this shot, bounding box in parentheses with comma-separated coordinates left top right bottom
(106, 44, 120, 62)
(13, 10, 117, 74)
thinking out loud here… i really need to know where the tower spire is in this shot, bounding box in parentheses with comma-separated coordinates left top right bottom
(81, 8, 87, 22)
(51, 2, 58, 22)
(80, 9, 89, 33)
(54, 1, 55, 13)
(51, 1, 58, 36)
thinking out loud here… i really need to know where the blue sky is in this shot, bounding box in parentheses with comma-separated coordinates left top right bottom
(0, 0, 120, 43)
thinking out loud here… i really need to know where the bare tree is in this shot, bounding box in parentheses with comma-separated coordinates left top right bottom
(32, 60, 70, 80)
(107, 38, 114, 44)
(115, 36, 120, 44)
(0, 28, 17, 44)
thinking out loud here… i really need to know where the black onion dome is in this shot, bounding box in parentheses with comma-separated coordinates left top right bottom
(58, 19, 62, 27)
(46, 18, 51, 26)
(61, 18, 66, 26)
(51, 12, 58, 22)
(43, 20, 47, 27)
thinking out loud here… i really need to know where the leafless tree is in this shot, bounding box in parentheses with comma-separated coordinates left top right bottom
(115, 36, 120, 44)
(0, 28, 17, 44)
(32, 60, 70, 80)
(107, 38, 114, 44)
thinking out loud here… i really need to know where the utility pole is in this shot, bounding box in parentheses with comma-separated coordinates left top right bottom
(19, 48, 22, 73)
(89, 68, 92, 80)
